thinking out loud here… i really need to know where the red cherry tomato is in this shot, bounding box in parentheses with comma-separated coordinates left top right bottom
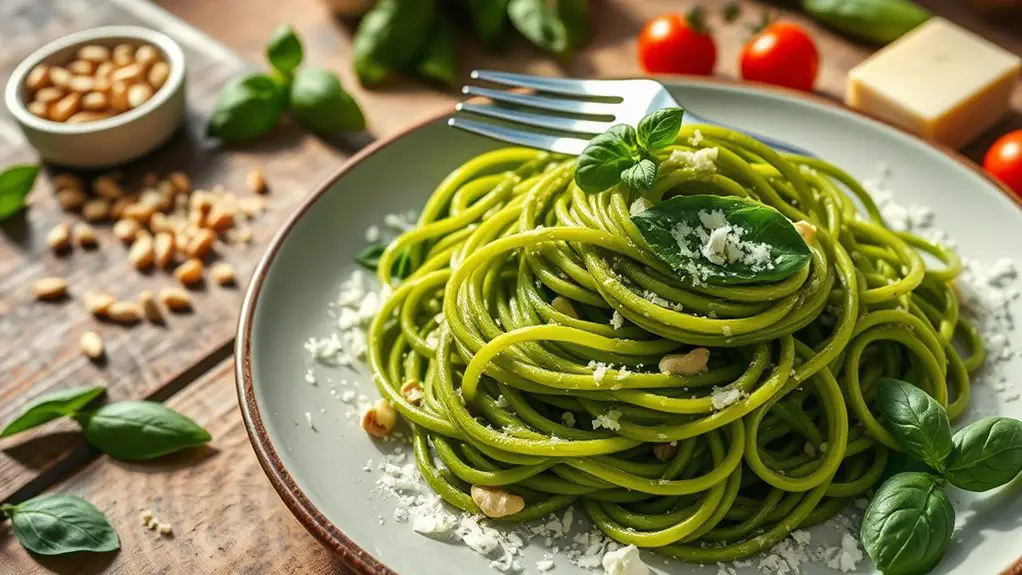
(740, 22, 819, 92)
(984, 130, 1022, 197)
(637, 13, 716, 76)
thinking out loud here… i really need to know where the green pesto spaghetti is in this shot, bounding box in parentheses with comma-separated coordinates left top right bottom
(364, 118, 983, 563)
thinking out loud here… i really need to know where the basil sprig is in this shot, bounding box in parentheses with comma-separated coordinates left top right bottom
(1, 495, 119, 556)
(0, 164, 40, 221)
(801, 0, 929, 45)
(574, 108, 684, 195)
(209, 26, 364, 142)
(631, 195, 811, 285)
(861, 379, 1022, 574)
(1, 385, 211, 461)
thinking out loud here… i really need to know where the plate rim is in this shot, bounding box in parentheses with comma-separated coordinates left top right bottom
(234, 75, 1022, 575)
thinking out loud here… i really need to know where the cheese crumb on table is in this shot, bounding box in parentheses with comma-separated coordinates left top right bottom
(601, 544, 649, 575)
(846, 17, 1021, 149)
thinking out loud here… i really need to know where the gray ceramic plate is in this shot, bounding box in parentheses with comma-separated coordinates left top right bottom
(237, 78, 1022, 575)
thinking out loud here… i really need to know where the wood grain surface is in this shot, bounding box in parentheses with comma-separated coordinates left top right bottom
(0, 0, 1020, 573)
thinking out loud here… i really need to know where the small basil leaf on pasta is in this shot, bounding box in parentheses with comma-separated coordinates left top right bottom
(1, 384, 105, 438)
(620, 158, 658, 195)
(860, 472, 953, 575)
(637, 107, 685, 151)
(508, 0, 569, 55)
(2, 495, 119, 555)
(945, 417, 1022, 492)
(356, 244, 386, 271)
(876, 378, 952, 471)
(75, 401, 211, 461)
(265, 24, 303, 77)
(574, 124, 639, 194)
(631, 194, 811, 285)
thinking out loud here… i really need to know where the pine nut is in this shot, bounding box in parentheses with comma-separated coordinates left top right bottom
(95, 61, 114, 80)
(113, 218, 141, 242)
(67, 111, 113, 124)
(154, 232, 175, 268)
(73, 222, 98, 248)
(794, 221, 817, 243)
(149, 212, 171, 233)
(174, 258, 203, 286)
(653, 443, 678, 461)
(159, 287, 192, 311)
(400, 380, 423, 405)
(112, 44, 135, 67)
(138, 290, 162, 322)
(48, 66, 72, 88)
(106, 301, 142, 324)
(84, 291, 115, 316)
(185, 228, 216, 259)
(35, 86, 65, 104)
(93, 175, 123, 199)
(33, 277, 68, 300)
(78, 45, 111, 63)
(209, 262, 235, 285)
(110, 196, 134, 219)
(53, 173, 84, 190)
(28, 101, 48, 117)
(659, 348, 711, 376)
(26, 65, 51, 91)
(109, 81, 130, 112)
(148, 61, 170, 89)
(67, 60, 95, 75)
(67, 75, 95, 93)
(135, 45, 161, 67)
(48, 92, 81, 122)
(167, 171, 191, 195)
(80, 91, 107, 111)
(79, 331, 105, 359)
(551, 296, 578, 319)
(111, 63, 144, 84)
(238, 197, 266, 218)
(56, 188, 88, 211)
(205, 204, 234, 231)
(360, 398, 397, 438)
(122, 202, 156, 223)
(470, 486, 525, 518)
(129, 234, 154, 270)
(126, 83, 153, 108)
(82, 198, 110, 222)
(246, 169, 267, 193)
(47, 223, 71, 250)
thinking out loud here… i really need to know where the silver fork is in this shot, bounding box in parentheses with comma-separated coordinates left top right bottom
(449, 70, 813, 157)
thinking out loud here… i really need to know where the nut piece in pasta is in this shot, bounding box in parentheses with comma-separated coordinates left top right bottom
(399, 380, 423, 406)
(659, 348, 710, 376)
(360, 398, 397, 438)
(470, 485, 525, 519)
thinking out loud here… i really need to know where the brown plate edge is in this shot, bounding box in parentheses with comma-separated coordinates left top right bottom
(234, 75, 1022, 575)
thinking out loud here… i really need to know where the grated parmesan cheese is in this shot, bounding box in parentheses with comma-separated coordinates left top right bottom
(601, 544, 649, 575)
(592, 410, 622, 431)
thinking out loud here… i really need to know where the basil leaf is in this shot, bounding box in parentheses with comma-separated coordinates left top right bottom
(265, 24, 304, 77)
(574, 124, 638, 194)
(356, 243, 386, 270)
(417, 15, 457, 87)
(468, 0, 509, 45)
(353, 0, 435, 85)
(620, 158, 658, 195)
(801, 0, 929, 45)
(1, 384, 105, 438)
(637, 108, 685, 151)
(631, 194, 811, 285)
(876, 378, 953, 471)
(557, 0, 590, 51)
(290, 68, 366, 134)
(0, 164, 40, 220)
(945, 417, 1022, 492)
(860, 472, 953, 575)
(508, 0, 569, 54)
(207, 73, 288, 142)
(3, 495, 119, 555)
(75, 401, 211, 461)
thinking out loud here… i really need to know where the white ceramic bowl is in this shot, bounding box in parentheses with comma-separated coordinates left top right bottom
(4, 26, 186, 169)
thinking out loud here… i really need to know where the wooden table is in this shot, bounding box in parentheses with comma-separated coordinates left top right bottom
(1, 1, 1019, 573)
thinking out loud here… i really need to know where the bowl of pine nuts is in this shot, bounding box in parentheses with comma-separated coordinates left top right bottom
(4, 26, 186, 168)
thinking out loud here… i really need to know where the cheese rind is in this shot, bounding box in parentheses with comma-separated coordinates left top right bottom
(846, 18, 1021, 149)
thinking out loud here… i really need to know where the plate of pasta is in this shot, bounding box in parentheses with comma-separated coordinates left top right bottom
(237, 77, 1022, 575)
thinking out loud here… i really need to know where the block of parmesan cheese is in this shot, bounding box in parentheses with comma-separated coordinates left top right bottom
(846, 18, 1020, 149)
